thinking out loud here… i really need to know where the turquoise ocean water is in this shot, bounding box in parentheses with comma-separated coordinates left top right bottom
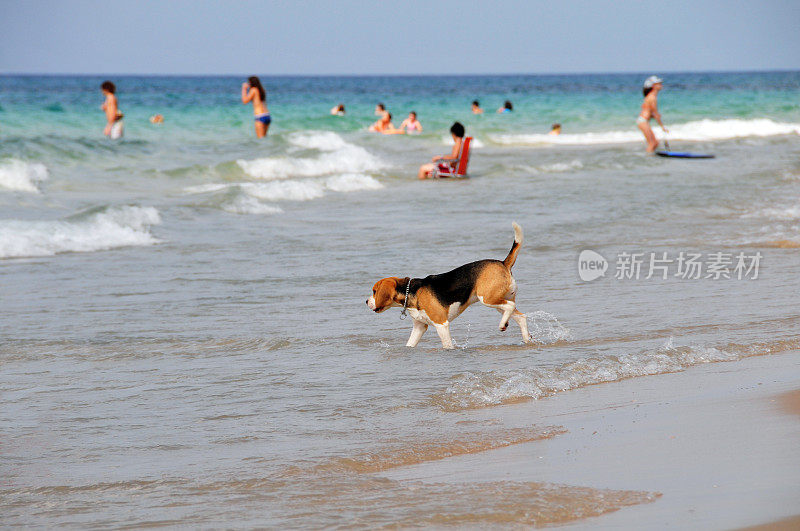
(1, 72, 800, 526)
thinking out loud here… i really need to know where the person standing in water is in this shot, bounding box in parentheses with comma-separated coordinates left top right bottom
(241, 76, 270, 138)
(637, 75, 667, 152)
(471, 100, 484, 114)
(100, 81, 124, 139)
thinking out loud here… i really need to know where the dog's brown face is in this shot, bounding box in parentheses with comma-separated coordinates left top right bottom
(366, 277, 403, 313)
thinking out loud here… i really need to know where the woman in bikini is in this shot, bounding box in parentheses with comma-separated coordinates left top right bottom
(100, 80, 124, 139)
(637, 76, 668, 152)
(241, 76, 270, 138)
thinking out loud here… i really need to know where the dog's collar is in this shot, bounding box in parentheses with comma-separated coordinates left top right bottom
(399, 278, 412, 320)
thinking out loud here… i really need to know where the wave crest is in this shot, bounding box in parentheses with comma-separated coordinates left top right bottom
(491, 118, 800, 146)
(0, 159, 49, 193)
(237, 132, 387, 180)
(185, 174, 383, 213)
(0, 206, 161, 258)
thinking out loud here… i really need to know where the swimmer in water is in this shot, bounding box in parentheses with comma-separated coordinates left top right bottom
(100, 81, 124, 139)
(497, 100, 513, 113)
(399, 111, 423, 134)
(549, 123, 561, 135)
(375, 103, 387, 117)
(330, 103, 345, 116)
(472, 100, 484, 114)
(241, 76, 270, 138)
(369, 112, 396, 133)
(637, 76, 667, 152)
(417, 122, 465, 179)
(149, 114, 164, 124)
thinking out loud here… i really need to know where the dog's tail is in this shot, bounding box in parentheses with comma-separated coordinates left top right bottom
(503, 222, 523, 269)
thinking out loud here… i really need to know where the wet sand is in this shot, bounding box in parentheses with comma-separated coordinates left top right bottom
(738, 514, 800, 530)
(383, 351, 800, 529)
(777, 389, 800, 416)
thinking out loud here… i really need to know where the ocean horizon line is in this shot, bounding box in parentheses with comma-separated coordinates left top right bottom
(1, 68, 799, 79)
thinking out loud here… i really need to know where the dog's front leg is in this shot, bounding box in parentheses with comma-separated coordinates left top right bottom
(434, 322, 455, 349)
(406, 319, 428, 347)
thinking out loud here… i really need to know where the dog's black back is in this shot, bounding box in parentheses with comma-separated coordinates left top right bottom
(412, 259, 500, 307)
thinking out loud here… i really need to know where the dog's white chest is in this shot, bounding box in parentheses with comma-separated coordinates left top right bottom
(408, 307, 434, 325)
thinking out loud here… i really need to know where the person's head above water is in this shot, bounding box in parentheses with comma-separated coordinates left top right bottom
(450, 121, 465, 138)
(642, 75, 663, 97)
(409, 111, 417, 119)
(551, 123, 561, 131)
(247, 76, 266, 101)
(101, 81, 116, 94)
(504, 100, 513, 111)
(376, 103, 385, 111)
(472, 100, 480, 107)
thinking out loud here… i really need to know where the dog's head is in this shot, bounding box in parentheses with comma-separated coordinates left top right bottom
(366, 276, 409, 313)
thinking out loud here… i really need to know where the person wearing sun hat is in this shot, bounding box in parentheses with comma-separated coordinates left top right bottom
(637, 75, 667, 152)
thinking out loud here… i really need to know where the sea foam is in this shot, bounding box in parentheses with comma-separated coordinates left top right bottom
(0, 206, 161, 258)
(431, 337, 799, 411)
(222, 196, 284, 215)
(442, 136, 485, 148)
(742, 204, 800, 221)
(240, 173, 383, 201)
(237, 132, 386, 180)
(491, 118, 800, 146)
(185, 174, 383, 210)
(0, 159, 49, 193)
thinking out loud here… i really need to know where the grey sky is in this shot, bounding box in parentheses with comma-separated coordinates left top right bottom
(1, 0, 798, 75)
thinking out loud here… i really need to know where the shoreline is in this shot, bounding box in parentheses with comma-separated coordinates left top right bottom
(383, 351, 800, 529)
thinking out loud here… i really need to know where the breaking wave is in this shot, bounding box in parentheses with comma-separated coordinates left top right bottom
(0, 158, 49, 193)
(185, 173, 383, 214)
(0, 206, 161, 258)
(491, 118, 800, 146)
(237, 131, 387, 180)
(442, 136, 485, 148)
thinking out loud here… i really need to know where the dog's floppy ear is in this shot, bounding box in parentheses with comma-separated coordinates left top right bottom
(372, 277, 400, 311)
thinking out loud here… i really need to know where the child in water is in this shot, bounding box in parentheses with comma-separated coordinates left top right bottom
(100, 81, 124, 139)
(497, 100, 513, 113)
(417, 122, 465, 179)
(330, 103, 345, 116)
(549, 123, 561, 135)
(399, 111, 422, 134)
(472, 100, 484, 114)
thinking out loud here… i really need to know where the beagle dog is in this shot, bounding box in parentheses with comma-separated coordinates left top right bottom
(366, 223, 532, 349)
